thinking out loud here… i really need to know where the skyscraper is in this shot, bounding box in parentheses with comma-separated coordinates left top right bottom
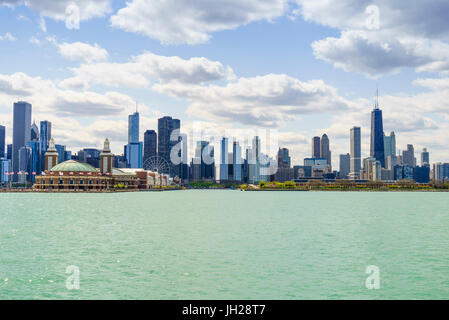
(27, 140, 40, 182)
(143, 129, 157, 166)
(312, 136, 321, 158)
(384, 131, 396, 163)
(55, 144, 67, 164)
(370, 94, 385, 167)
(350, 126, 361, 178)
(0, 125, 5, 158)
(18, 145, 32, 184)
(193, 140, 215, 181)
(179, 133, 189, 180)
(432, 163, 449, 183)
(7, 144, 12, 160)
(30, 121, 39, 141)
(233, 141, 242, 182)
(128, 111, 140, 143)
(158, 116, 180, 174)
(125, 142, 143, 168)
(40, 121, 52, 152)
(126, 111, 143, 169)
(402, 144, 415, 167)
(275, 147, 294, 182)
(220, 137, 229, 182)
(320, 133, 331, 169)
(421, 148, 430, 166)
(248, 136, 261, 183)
(12, 101, 32, 181)
(40, 121, 52, 171)
(339, 153, 350, 179)
(277, 147, 291, 168)
(0, 158, 10, 184)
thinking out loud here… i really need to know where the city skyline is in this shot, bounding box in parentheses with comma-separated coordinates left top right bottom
(0, 97, 441, 168)
(0, 1, 449, 168)
(1, 96, 444, 185)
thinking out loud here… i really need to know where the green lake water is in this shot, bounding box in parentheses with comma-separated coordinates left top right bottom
(0, 190, 448, 299)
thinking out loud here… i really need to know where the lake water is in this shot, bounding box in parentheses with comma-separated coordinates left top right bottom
(1, 190, 449, 299)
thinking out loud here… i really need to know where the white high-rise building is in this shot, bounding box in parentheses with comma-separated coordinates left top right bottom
(219, 137, 228, 182)
(384, 132, 396, 167)
(233, 141, 242, 182)
(350, 127, 361, 179)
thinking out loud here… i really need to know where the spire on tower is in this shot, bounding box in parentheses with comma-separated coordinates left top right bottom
(48, 137, 56, 150)
(375, 87, 379, 109)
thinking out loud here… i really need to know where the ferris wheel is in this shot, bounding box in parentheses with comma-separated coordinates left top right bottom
(143, 156, 172, 174)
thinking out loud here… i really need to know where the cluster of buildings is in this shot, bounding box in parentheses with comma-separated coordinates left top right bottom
(1, 96, 449, 189)
(0, 102, 170, 190)
(337, 100, 437, 184)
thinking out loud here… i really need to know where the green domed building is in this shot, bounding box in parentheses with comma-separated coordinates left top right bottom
(34, 139, 139, 191)
(50, 160, 97, 173)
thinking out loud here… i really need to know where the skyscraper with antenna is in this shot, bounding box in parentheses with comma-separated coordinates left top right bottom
(370, 88, 385, 167)
(128, 104, 140, 144)
(125, 103, 143, 168)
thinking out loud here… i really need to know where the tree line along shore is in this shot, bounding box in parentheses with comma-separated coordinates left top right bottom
(240, 180, 449, 191)
(2, 180, 449, 192)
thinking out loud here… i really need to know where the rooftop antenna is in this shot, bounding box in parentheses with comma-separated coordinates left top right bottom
(136, 101, 138, 113)
(375, 87, 379, 109)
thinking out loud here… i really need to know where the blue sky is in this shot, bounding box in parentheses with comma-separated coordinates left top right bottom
(0, 0, 448, 167)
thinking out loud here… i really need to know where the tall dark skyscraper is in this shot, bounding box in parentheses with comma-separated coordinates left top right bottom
(12, 101, 32, 181)
(158, 116, 180, 174)
(312, 136, 321, 158)
(30, 122, 39, 141)
(370, 94, 385, 167)
(339, 153, 350, 179)
(277, 148, 291, 168)
(7, 144, 12, 160)
(143, 130, 157, 165)
(0, 125, 5, 158)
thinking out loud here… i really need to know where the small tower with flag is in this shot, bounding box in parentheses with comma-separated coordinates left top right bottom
(100, 138, 113, 174)
(45, 138, 58, 171)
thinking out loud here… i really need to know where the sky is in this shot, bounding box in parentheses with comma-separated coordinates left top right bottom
(0, 0, 448, 168)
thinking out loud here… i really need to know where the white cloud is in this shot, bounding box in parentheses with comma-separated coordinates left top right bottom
(153, 71, 449, 163)
(295, 0, 449, 76)
(1, 0, 112, 28)
(311, 31, 448, 77)
(110, 0, 287, 45)
(296, 0, 449, 39)
(57, 42, 109, 64)
(28, 36, 40, 45)
(0, 32, 16, 41)
(39, 15, 47, 32)
(0, 72, 162, 154)
(413, 78, 449, 90)
(153, 74, 358, 127)
(60, 52, 235, 89)
(0, 72, 139, 117)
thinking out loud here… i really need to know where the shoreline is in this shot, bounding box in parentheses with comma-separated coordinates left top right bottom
(0, 188, 182, 193)
(1, 188, 448, 193)
(244, 188, 449, 192)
